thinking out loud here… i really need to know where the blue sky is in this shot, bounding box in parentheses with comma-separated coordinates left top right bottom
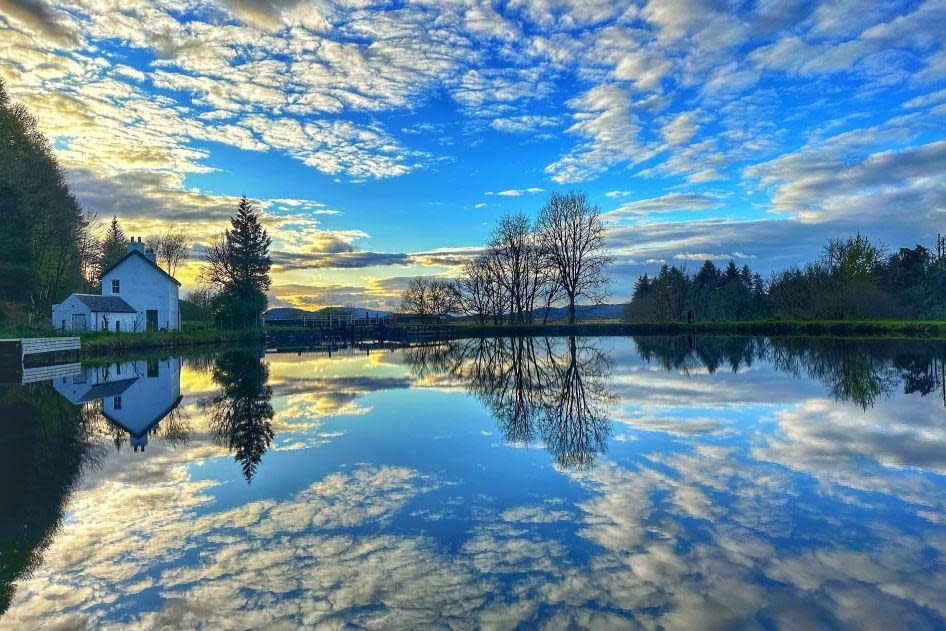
(1, 0, 945, 308)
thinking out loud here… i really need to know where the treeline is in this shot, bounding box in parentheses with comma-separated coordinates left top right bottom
(628, 233, 946, 322)
(0, 79, 93, 323)
(401, 191, 612, 324)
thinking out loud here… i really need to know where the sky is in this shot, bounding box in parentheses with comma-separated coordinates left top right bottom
(1, 0, 945, 310)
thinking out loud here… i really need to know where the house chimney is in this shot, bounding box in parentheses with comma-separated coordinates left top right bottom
(128, 236, 145, 255)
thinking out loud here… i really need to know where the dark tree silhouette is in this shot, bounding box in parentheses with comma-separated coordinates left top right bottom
(0, 78, 94, 321)
(98, 217, 128, 277)
(536, 192, 612, 324)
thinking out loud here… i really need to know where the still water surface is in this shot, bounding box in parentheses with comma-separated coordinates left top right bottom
(2, 336, 946, 629)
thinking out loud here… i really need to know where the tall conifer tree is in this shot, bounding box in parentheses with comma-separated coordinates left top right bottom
(203, 197, 272, 327)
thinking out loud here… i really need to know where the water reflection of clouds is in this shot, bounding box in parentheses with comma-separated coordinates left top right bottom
(5, 338, 946, 628)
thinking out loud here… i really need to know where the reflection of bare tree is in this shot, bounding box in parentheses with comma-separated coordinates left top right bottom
(201, 350, 274, 483)
(406, 336, 615, 469)
(540, 337, 615, 469)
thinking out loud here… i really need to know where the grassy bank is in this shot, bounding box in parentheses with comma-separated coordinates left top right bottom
(1, 326, 264, 357)
(80, 328, 264, 356)
(420, 319, 946, 339)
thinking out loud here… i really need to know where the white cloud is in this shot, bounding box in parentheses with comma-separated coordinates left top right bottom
(489, 187, 546, 197)
(608, 192, 720, 217)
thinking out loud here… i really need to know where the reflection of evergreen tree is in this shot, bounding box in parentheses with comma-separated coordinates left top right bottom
(0, 383, 96, 614)
(405, 336, 616, 469)
(202, 350, 274, 483)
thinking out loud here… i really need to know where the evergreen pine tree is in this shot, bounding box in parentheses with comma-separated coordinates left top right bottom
(205, 197, 272, 328)
(99, 217, 127, 277)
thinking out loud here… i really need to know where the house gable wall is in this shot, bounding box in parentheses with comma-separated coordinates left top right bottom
(102, 255, 180, 330)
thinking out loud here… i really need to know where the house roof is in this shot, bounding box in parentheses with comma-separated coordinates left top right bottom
(102, 394, 184, 438)
(100, 250, 182, 286)
(77, 377, 137, 402)
(74, 294, 138, 313)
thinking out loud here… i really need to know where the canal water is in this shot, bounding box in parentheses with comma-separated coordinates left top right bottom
(2, 336, 945, 629)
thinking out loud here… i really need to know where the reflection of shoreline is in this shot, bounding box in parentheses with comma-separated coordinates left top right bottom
(405, 336, 617, 469)
(0, 381, 97, 615)
(632, 336, 946, 408)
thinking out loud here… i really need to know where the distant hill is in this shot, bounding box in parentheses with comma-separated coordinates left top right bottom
(538, 303, 627, 321)
(448, 303, 627, 322)
(264, 306, 391, 322)
(263, 304, 624, 323)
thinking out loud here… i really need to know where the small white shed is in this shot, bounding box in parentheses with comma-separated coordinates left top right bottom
(51, 294, 140, 333)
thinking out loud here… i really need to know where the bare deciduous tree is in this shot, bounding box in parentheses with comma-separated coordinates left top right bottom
(536, 191, 612, 324)
(399, 276, 458, 318)
(488, 213, 550, 324)
(145, 226, 190, 276)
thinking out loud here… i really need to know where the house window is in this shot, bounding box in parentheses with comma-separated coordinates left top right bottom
(112, 279, 120, 294)
(114, 396, 122, 410)
(115, 320, 121, 333)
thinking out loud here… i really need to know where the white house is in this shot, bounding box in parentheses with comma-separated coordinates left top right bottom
(52, 237, 182, 332)
(54, 357, 183, 452)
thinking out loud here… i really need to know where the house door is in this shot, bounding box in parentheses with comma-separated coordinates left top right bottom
(146, 310, 159, 331)
(72, 313, 87, 331)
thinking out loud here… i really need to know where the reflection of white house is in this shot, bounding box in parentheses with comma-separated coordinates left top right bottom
(54, 357, 183, 452)
(52, 237, 181, 332)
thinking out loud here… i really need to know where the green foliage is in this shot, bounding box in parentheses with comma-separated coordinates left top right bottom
(179, 298, 212, 322)
(628, 259, 765, 322)
(98, 216, 127, 277)
(629, 233, 946, 323)
(0, 79, 92, 323)
(202, 197, 272, 328)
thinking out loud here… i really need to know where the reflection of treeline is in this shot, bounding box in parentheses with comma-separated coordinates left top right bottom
(628, 234, 946, 322)
(632, 335, 946, 409)
(405, 337, 616, 469)
(0, 383, 101, 614)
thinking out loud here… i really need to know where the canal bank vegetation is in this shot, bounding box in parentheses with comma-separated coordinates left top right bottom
(628, 233, 946, 323)
(0, 324, 264, 356)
